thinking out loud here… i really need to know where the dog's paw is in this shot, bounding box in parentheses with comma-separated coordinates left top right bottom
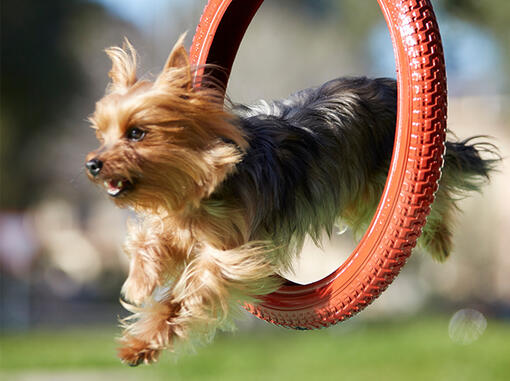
(118, 337, 160, 366)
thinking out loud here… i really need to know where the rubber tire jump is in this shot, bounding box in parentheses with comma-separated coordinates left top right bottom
(190, 0, 447, 329)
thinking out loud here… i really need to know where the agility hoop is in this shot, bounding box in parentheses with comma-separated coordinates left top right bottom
(190, 0, 447, 329)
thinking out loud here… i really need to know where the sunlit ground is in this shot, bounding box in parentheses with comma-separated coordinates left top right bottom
(1, 316, 509, 381)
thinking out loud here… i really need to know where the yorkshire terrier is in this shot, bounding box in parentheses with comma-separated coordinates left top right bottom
(85, 36, 497, 365)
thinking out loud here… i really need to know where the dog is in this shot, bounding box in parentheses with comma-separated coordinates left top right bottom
(85, 36, 497, 365)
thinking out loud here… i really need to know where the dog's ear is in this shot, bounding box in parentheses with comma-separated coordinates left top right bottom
(105, 38, 138, 92)
(163, 34, 190, 72)
(156, 34, 192, 90)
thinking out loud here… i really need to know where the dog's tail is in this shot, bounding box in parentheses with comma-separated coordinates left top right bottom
(420, 135, 500, 261)
(443, 136, 499, 193)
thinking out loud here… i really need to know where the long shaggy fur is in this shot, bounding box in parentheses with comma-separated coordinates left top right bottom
(85, 36, 498, 365)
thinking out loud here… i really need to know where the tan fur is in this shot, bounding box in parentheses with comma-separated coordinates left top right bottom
(86, 37, 279, 365)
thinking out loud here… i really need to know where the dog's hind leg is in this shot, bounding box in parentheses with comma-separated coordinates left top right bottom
(419, 188, 455, 262)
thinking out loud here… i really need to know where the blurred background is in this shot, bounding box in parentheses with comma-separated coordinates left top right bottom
(1, 0, 509, 380)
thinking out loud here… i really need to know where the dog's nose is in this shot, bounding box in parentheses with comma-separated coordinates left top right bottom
(86, 159, 103, 176)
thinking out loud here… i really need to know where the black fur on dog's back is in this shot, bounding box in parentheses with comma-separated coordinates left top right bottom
(218, 77, 497, 262)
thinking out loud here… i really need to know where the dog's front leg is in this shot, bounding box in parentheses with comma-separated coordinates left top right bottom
(117, 242, 280, 366)
(172, 243, 281, 325)
(121, 216, 188, 306)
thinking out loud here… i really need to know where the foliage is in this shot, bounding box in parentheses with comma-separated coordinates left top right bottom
(0, 0, 109, 208)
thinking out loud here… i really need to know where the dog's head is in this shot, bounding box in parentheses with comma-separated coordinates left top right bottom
(85, 36, 247, 212)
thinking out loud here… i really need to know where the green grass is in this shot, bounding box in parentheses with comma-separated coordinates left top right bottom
(1, 317, 509, 381)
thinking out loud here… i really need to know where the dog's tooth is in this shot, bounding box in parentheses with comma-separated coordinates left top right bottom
(104, 181, 108, 187)
(107, 187, 120, 196)
(117, 180, 123, 188)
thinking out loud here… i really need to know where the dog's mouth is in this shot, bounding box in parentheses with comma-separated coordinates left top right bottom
(102, 178, 134, 197)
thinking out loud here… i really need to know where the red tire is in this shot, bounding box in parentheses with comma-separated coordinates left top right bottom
(191, 0, 447, 329)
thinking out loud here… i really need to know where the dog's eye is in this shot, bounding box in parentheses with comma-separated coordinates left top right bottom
(127, 127, 146, 142)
